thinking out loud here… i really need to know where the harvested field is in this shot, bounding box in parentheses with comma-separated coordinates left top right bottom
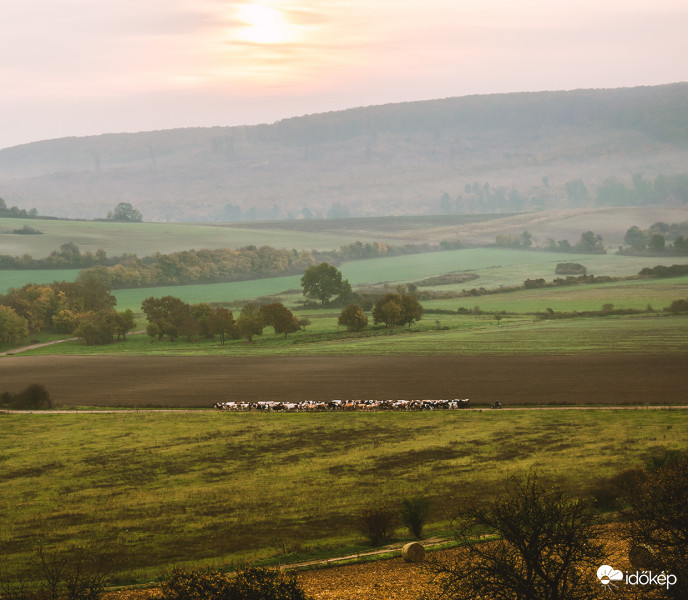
(101, 528, 637, 600)
(1, 354, 686, 407)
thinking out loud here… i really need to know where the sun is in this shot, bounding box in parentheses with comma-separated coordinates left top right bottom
(235, 3, 294, 45)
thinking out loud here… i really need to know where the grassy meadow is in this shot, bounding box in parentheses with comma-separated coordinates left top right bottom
(0, 217, 387, 258)
(11, 270, 688, 357)
(16, 312, 688, 357)
(1, 409, 686, 584)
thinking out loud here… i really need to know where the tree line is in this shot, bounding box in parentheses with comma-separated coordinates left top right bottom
(0, 196, 39, 219)
(495, 229, 606, 253)
(1, 239, 458, 289)
(622, 221, 688, 256)
(439, 172, 688, 215)
(0, 279, 135, 345)
(140, 297, 301, 344)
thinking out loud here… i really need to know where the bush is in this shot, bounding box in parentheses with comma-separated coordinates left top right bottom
(401, 496, 431, 539)
(338, 304, 368, 332)
(158, 567, 311, 600)
(555, 262, 587, 275)
(589, 468, 646, 511)
(358, 507, 396, 546)
(625, 451, 688, 599)
(0, 542, 113, 600)
(426, 473, 604, 600)
(8, 384, 51, 410)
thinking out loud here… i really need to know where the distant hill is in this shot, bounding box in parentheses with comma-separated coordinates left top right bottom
(1, 83, 687, 222)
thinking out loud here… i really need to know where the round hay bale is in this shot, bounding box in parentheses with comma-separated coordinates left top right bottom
(402, 542, 426, 563)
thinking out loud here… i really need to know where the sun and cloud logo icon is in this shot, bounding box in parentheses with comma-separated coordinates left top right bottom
(597, 565, 624, 588)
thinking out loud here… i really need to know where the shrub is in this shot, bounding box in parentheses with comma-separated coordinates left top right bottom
(625, 451, 688, 599)
(589, 468, 646, 511)
(426, 473, 604, 600)
(158, 567, 311, 600)
(338, 304, 368, 332)
(358, 507, 396, 546)
(9, 384, 51, 410)
(555, 262, 587, 275)
(401, 496, 431, 539)
(0, 542, 113, 600)
(523, 278, 546, 289)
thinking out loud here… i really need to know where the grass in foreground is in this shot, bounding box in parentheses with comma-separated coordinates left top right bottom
(0, 410, 686, 584)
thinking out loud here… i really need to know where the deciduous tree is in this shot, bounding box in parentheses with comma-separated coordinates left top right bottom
(300, 263, 349, 305)
(114, 309, 136, 341)
(624, 225, 647, 250)
(74, 309, 118, 345)
(625, 451, 688, 599)
(0, 305, 28, 343)
(372, 295, 402, 328)
(207, 307, 238, 345)
(141, 296, 192, 341)
(426, 473, 604, 600)
(574, 230, 605, 253)
(108, 202, 142, 222)
(259, 303, 299, 338)
(338, 303, 368, 332)
(236, 303, 264, 343)
(399, 294, 423, 329)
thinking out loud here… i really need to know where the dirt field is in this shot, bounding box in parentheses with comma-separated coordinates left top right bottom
(1, 355, 686, 407)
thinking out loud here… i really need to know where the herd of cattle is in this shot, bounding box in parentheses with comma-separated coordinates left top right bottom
(213, 398, 471, 412)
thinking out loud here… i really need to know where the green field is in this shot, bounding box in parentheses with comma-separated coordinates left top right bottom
(0, 217, 386, 259)
(111, 275, 304, 311)
(425, 276, 688, 313)
(16, 312, 688, 357)
(1, 410, 685, 584)
(0, 268, 81, 293)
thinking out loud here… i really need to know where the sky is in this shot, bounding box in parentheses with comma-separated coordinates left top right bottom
(1, 0, 687, 150)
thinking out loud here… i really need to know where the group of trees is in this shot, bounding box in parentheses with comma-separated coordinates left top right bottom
(300, 263, 424, 331)
(0, 279, 131, 345)
(80, 246, 318, 289)
(1, 239, 461, 288)
(0, 243, 120, 270)
(141, 297, 301, 344)
(596, 172, 688, 207)
(494, 230, 533, 249)
(439, 172, 688, 215)
(494, 230, 606, 254)
(337, 240, 440, 261)
(338, 293, 423, 332)
(105, 202, 142, 222)
(0, 196, 38, 219)
(622, 221, 688, 256)
(547, 230, 606, 253)
(440, 182, 528, 214)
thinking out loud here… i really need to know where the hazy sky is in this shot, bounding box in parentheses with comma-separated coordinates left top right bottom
(1, 0, 686, 149)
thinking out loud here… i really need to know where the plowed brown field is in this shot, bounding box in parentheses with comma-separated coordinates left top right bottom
(1, 355, 686, 407)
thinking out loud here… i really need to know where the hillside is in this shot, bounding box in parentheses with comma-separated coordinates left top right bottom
(1, 84, 687, 222)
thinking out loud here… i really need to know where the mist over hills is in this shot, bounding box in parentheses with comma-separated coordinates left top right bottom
(1, 83, 687, 222)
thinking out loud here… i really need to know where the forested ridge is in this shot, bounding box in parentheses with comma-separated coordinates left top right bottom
(1, 84, 687, 222)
